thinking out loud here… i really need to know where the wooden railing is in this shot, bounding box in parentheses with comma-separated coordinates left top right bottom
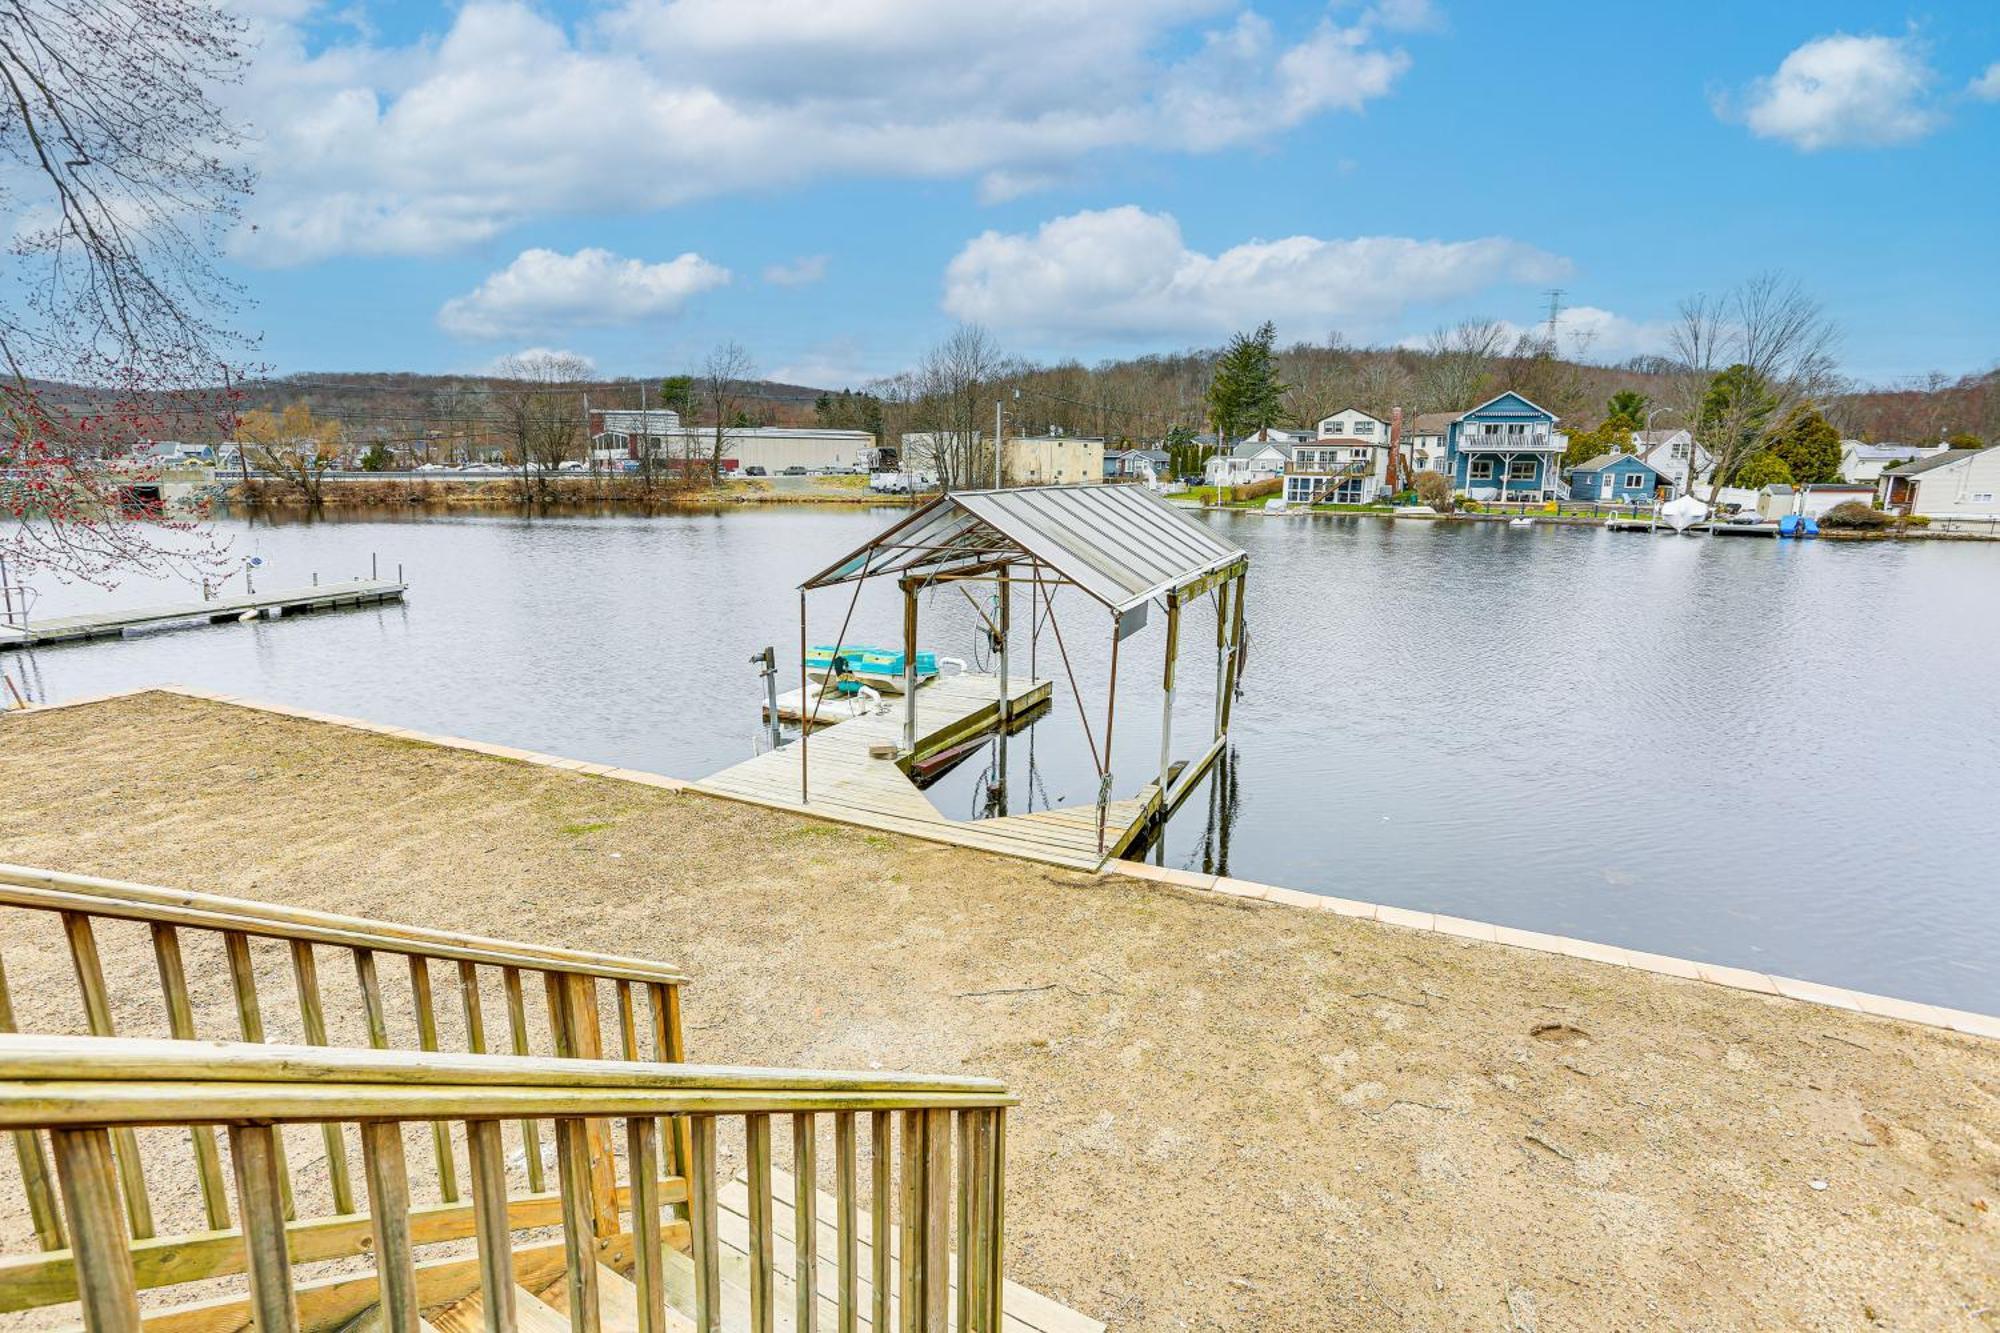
(0, 863, 692, 1317)
(0, 1035, 1012, 1332)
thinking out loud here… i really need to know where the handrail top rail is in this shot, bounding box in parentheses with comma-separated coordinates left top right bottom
(0, 863, 688, 985)
(0, 1034, 1014, 1128)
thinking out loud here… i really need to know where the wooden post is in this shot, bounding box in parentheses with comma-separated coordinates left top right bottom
(548, 972, 621, 1236)
(922, 1108, 950, 1332)
(689, 1115, 723, 1333)
(747, 1114, 775, 1333)
(227, 1124, 299, 1332)
(627, 1118, 668, 1333)
(901, 580, 919, 755)
(502, 967, 546, 1194)
(360, 1123, 419, 1333)
(1220, 570, 1246, 736)
(290, 942, 355, 1213)
(794, 1114, 819, 1333)
(836, 1112, 859, 1333)
(62, 914, 153, 1240)
(800, 589, 810, 804)
(871, 1113, 893, 1333)
(1157, 593, 1180, 793)
(147, 925, 230, 1232)
(0, 959, 63, 1251)
(996, 566, 1010, 722)
(1212, 576, 1232, 743)
(50, 1128, 139, 1333)
(555, 1117, 602, 1333)
(465, 1120, 518, 1333)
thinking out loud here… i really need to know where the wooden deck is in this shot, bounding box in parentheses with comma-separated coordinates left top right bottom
(694, 671, 1159, 871)
(0, 578, 406, 649)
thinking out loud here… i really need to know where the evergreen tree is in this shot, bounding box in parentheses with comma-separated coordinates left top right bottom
(1731, 451, 1793, 489)
(1206, 322, 1288, 444)
(1605, 390, 1649, 431)
(1763, 403, 1841, 484)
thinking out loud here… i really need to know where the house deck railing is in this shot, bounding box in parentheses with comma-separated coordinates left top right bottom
(0, 1034, 1013, 1332)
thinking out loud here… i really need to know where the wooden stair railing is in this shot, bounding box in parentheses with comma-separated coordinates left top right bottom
(0, 1034, 1014, 1333)
(0, 863, 693, 1315)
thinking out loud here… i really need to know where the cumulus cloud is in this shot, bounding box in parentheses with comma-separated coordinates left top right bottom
(1724, 33, 1939, 150)
(763, 255, 828, 287)
(224, 1, 1426, 264)
(941, 206, 1568, 343)
(437, 247, 729, 339)
(1971, 62, 2000, 101)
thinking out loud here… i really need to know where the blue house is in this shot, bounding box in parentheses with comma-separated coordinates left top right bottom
(1444, 391, 1565, 500)
(1567, 452, 1668, 503)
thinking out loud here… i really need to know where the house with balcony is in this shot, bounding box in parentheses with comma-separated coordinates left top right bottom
(1444, 391, 1565, 500)
(1203, 435, 1293, 486)
(1284, 407, 1391, 504)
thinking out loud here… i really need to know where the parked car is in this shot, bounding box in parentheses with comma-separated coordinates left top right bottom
(782, 465, 809, 476)
(744, 466, 768, 477)
(558, 460, 587, 472)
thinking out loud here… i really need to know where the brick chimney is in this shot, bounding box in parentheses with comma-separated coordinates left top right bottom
(1387, 406, 1403, 492)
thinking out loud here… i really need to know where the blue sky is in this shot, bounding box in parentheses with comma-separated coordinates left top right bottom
(228, 0, 2000, 386)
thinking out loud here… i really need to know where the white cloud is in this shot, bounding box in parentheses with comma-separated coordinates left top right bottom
(224, 1, 1426, 264)
(437, 247, 729, 339)
(1971, 61, 2000, 101)
(763, 255, 828, 287)
(941, 206, 1568, 342)
(1726, 33, 1939, 150)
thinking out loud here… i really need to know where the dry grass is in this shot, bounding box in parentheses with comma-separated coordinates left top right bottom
(1, 693, 1996, 1331)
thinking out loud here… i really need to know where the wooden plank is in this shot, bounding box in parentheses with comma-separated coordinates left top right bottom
(554, 1118, 602, 1333)
(464, 1119, 517, 1333)
(361, 1122, 420, 1333)
(50, 1128, 140, 1333)
(688, 1115, 721, 1333)
(870, 1114, 890, 1333)
(922, 1110, 950, 1333)
(227, 1124, 298, 1332)
(288, 941, 355, 1215)
(627, 1118, 668, 1333)
(148, 925, 231, 1231)
(835, 1113, 858, 1333)
(747, 1114, 775, 1333)
(62, 913, 153, 1240)
(793, 1114, 818, 1333)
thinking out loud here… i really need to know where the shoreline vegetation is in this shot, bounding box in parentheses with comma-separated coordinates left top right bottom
(224, 473, 914, 510)
(3, 691, 1995, 1330)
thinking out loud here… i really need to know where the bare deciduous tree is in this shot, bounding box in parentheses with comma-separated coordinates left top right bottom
(903, 325, 1011, 490)
(699, 341, 755, 477)
(1418, 319, 1507, 412)
(0, 0, 253, 587)
(493, 351, 591, 501)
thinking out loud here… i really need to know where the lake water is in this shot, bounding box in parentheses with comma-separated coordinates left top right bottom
(6, 506, 1996, 1012)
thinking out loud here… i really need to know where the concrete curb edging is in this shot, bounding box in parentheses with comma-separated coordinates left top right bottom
(16, 687, 1994, 1043)
(1102, 859, 2000, 1043)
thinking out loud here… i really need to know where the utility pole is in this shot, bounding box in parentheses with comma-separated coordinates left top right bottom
(994, 398, 1003, 489)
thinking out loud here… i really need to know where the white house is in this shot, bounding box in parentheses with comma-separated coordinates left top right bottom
(1880, 449, 2000, 528)
(1204, 436, 1291, 486)
(1840, 440, 1949, 485)
(1406, 412, 1454, 474)
(1629, 429, 1711, 496)
(1285, 407, 1392, 504)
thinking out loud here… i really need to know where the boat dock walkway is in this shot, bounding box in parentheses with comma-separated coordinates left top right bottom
(0, 579, 407, 650)
(694, 670, 1160, 871)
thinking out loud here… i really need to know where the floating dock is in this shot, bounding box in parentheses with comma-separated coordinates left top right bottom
(0, 579, 407, 650)
(695, 670, 1161, 871)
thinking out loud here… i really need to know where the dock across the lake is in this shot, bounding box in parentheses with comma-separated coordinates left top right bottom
(694, 669, 1161, 870)
(0, 579, 407, 650)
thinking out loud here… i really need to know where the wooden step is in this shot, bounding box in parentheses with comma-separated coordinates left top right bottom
(427, 1282, 573, 1333)
(537, 1262, 696, 1333)
(338, 1310, 445, 1333)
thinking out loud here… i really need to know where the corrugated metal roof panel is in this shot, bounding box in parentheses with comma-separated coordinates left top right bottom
(801, 485, 1244, 612)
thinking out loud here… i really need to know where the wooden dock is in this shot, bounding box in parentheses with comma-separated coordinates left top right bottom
(694, 670, 1161, 871)
(0, 579, 406, 650)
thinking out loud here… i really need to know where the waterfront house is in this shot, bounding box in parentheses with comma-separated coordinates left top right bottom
(1841, 440, 1949, 484)
(1104, 448, 1170, 480)
(1756, 482, 1877, 520)
(1444, 392, 1565, 500)
(1204, 436, 1292, 486)
(1407, 412, 1454, 473)
(1284, 407, 1391, 504)
(1567, 452, 1668, 503)
(1880, 449, 2000, 528)
(1629, 429, 1710, 496)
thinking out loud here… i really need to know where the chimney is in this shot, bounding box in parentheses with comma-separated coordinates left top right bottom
(1387, 406, 1403, 492)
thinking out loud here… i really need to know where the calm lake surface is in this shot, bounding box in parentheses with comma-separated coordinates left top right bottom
(7, 506, 1996, 1012)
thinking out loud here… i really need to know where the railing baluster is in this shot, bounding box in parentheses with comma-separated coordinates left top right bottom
(648, 982, 692, 1194)
(923, 1108, 951, 1332)
(747, 1111, 775, 1333)
(794, 1113, 819, 1333)
(361, 1122, 420, 1333)
(554, 1117, 602, 1333)
(353, 946, 390, 1048)
(897, 1110, 921, 1333)
(228, 1124, 300, 1332)
(689, 1114, 721, 1333)
(615, 979, 639, 1061)
(61, 912, 153, 1240)
(457, 960, 486, 1052)
(870, 1112, 891, 1333)
(502, 966, 546, 1194)
(626, 1118, 667, 1333)
(0, 954, 66, 1250)
(466, 1119, 518, 1333)
(546, 971, 620, 1235)
(227, 931, 296, 1220)
(147, 924, 230, 1230)
(835, 1111, 858, 1333)
(288, 940, 355, 1214)
(49, 1127, 140, 1333)
(408, 956, 459, 1201)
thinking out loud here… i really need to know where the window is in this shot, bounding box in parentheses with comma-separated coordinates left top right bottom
(1508, 458, 1537, 480)
(1350, 448, 1371, 462)
(1469, 458, 1496, 480)
(1353, 420, 1375, 435)
(1672, 441, 1690, 459)
(1623, 472, 1648, 488)
(1507, 423, 1527, 437)
(1974, 492, 1995, 503)
(1324, 421, 1343, 435)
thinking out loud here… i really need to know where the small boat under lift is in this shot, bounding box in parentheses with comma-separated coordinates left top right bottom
(803, 644, 950, 695)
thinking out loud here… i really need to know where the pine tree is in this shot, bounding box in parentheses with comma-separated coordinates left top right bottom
(1763, 403, 1841, 484)
(1207, 322, 1288, 444)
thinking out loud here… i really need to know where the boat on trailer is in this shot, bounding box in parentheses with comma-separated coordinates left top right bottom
(804, 644, 944, 694)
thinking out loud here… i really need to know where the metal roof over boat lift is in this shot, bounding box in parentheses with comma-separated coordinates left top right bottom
(802, 484, 1246, 614)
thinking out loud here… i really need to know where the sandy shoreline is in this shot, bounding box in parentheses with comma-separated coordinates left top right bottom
(2, 692, 1996, 1329)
